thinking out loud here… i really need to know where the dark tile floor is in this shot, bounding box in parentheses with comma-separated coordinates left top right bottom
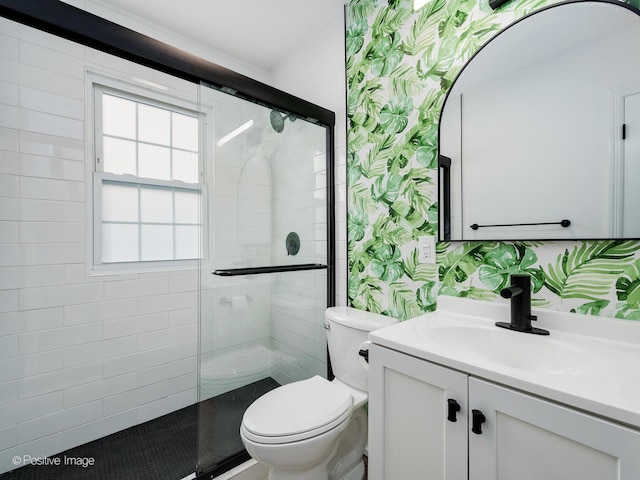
(1, 378, 279, 480)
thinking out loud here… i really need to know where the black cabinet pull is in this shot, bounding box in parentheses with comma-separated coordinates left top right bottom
(447, 399, 461, 422)
(471, 409, 486, 434)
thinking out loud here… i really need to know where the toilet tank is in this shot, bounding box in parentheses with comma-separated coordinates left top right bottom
(325, 306, 398, 392)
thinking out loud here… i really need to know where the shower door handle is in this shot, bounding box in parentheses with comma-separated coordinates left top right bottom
(213, 263, 327, 276)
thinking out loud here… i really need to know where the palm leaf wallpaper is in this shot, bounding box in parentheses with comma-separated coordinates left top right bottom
(345, 0, 640, 321)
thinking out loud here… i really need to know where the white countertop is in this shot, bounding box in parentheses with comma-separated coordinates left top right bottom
(369, 296, 640, 429)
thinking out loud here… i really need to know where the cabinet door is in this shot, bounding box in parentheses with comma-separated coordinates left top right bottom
(369, 345, 468, 480)
(469, 378, 640, 480)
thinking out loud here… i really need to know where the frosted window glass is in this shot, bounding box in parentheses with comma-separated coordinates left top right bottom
(96, 86, 204, 266)
(102, 224, 139, 262)
(139, 144, 171, 180)
(138, 104, 170, 145)
(175, 225, 199, 259)
(140, 188, 173, 223)
(102, 183, 138, 222)
(175, 190, 200, 224)
(172, 113, 198, 151)
(103, 95, 136, 139)
(172, 150, 199, 183)
(103, 137, 136, 175)
(141, 225, 173, 261)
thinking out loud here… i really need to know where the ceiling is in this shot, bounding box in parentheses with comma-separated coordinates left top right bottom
(95, 0, 346, 71)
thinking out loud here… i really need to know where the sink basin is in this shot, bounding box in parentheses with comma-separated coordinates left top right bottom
(414, 318, 607, 375)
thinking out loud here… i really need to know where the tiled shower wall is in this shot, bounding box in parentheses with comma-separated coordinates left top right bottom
(201, 7, 348, 387)
(0, 19, 200, 472)
(200, 102, 331, 390)
(269, 121, 330, 384)
(198, 89, 274, 400)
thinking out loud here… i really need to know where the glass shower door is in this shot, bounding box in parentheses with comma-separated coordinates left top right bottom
(196, 82, 333, 476)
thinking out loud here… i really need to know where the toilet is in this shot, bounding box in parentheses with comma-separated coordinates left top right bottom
(240, 306, 398, 480)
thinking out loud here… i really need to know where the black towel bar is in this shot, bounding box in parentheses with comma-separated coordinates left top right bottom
(470, 219, 571, 230)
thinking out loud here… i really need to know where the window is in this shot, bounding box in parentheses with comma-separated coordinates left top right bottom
(91, 78, 204, 271)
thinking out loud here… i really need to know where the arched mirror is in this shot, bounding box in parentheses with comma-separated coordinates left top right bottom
(438, 0, 640, 241)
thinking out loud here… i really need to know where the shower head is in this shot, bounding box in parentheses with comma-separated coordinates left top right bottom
(269, 110, 297, 133)
(270, 110, 285, 133)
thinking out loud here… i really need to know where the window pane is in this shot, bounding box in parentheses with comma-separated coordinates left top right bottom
(172, 150, 199, 183)
(141, 225, 173, 261)
(175, 190, 200, 224)
(172, 113, 198, 151)
(140, 187, 173, 223)
(103, 94, 136, 139)
(96, 86, 204, 267)
(173, 150, 199, 183)
(102, 223, 139, 263)
(139, 144, 171, 180)
(175, 225, 199, 259)
(103, 137, 136, 175)
(138, 103, 170, 145)
(102, 183, 138, 222)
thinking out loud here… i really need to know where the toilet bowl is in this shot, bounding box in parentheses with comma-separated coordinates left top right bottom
(239, 307, 397, 480)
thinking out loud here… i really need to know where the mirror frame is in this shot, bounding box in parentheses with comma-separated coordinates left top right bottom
(437, 0, 640, 242)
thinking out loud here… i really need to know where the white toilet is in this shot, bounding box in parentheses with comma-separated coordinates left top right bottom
(240, 306, 397, 480)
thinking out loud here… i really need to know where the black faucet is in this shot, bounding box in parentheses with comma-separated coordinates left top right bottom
(496, 274, 549, 335)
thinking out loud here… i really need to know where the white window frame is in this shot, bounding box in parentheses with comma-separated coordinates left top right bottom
(87, 71, 212, 274)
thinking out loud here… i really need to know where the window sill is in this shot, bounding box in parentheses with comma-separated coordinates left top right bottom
(88, 259, 201, 276)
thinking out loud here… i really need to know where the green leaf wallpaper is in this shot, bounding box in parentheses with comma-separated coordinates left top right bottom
(345, 0, 640, 321)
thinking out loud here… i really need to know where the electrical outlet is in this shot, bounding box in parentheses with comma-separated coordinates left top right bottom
(418, 236, 436, 264)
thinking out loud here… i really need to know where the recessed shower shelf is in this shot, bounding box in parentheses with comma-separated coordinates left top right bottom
(213, 263, 328, 276)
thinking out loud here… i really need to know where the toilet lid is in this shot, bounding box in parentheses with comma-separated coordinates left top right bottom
(241, 376, 352, 444)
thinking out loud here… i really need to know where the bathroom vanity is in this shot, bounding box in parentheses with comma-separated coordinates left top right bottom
(367, 297, 640, 480)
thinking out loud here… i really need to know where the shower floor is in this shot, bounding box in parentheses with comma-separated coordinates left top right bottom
(0, 377, 279, 480)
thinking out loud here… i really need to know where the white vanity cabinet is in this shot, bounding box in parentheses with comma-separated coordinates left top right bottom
(368, 343, 468, 480)
(368, 343, 640, 480)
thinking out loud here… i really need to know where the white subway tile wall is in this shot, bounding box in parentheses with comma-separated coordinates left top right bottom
(268, 121, 330, 384)
(0, 0, 346, 474)
(198, 82, 333, 396)
(0, 15, 200, 473)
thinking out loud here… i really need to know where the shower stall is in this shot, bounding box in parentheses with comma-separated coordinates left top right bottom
(0, 2, 335, 479)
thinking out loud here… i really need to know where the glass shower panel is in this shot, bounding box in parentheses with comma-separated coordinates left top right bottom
(197, 82, 330, 476)
(198, 270, 327, 472)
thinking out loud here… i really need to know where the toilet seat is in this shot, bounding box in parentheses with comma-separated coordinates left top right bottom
(241, 376, 353, 444)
